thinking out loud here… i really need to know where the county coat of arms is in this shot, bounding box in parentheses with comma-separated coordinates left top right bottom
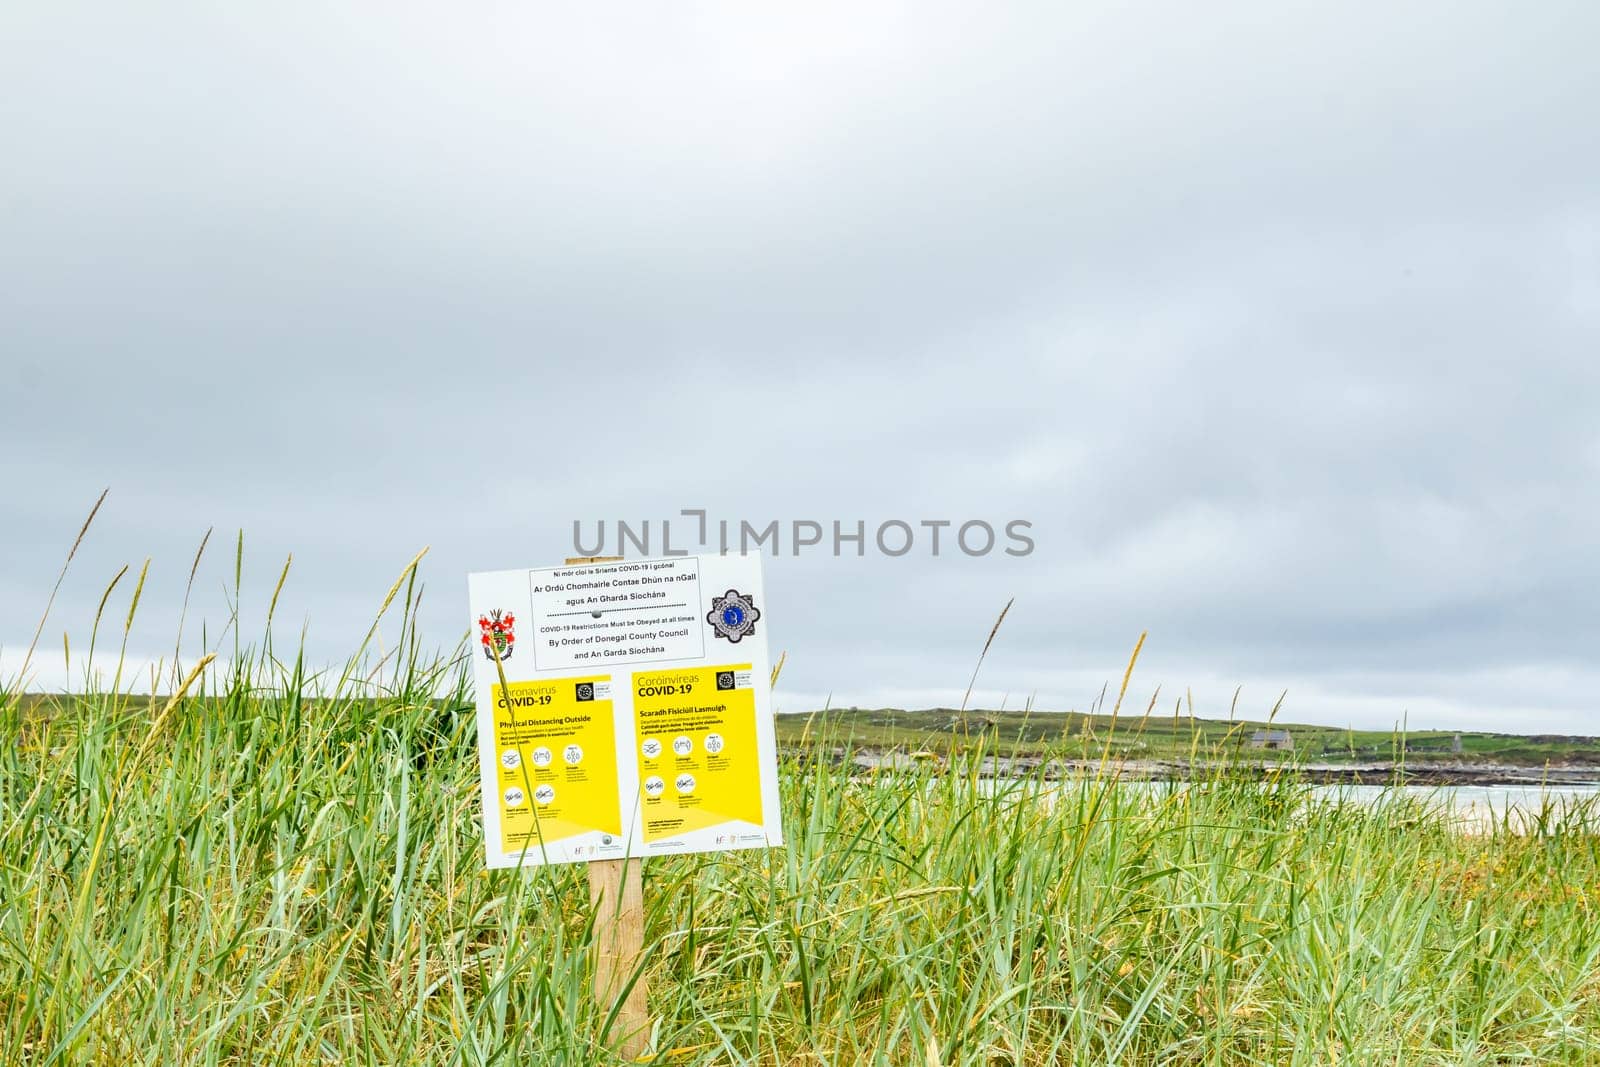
(706, 589, 760, 643)
(479, 609, 516, 662)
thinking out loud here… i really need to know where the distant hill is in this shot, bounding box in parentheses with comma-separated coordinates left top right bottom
(13, 693, 1597, 768)
(775, 707, 1600, 767)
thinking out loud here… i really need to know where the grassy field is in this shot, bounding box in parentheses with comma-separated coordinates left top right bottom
(7, 685, 1600, 1061)
(4, 546, 1600, 1064)
(773, 707, 1600, 767)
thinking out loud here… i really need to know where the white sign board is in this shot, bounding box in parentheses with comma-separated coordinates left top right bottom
(467, 553, 784, 868)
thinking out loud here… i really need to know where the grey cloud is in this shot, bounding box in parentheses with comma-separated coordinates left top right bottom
(3, 2, 1598, 731)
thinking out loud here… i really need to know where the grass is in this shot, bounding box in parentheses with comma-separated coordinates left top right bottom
(4, 548, 1600, 1064)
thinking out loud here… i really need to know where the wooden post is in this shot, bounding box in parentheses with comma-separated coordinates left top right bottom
(566, 557, 650, 1061)
(589, 854, 649, 1058)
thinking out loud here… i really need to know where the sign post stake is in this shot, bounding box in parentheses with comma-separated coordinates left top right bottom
(566, 557, 650, 1061)
(588, 853, 649, 1059)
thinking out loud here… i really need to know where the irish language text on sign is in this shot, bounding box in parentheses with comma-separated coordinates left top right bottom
(634, 664, 765, 849)
(529, 557, 704, 671)
(468, 553, 783, 869)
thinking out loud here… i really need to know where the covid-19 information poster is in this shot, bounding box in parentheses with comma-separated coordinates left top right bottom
(467, 553, 783, 869)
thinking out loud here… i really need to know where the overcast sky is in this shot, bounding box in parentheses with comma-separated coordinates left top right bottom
(4, 3, 1598, 731)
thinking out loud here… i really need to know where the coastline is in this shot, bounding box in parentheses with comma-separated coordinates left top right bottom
(796, 748, 1600, 788)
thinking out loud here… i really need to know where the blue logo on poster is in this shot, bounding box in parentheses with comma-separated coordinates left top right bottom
(707, 589, 760, 643)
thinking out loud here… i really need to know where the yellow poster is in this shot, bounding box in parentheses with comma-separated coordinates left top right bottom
(633, 664, 763, 844)
(491, 675, 622, 858)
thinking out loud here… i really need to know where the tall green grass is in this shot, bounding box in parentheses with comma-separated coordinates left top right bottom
(3, 553, 1599, 1064)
